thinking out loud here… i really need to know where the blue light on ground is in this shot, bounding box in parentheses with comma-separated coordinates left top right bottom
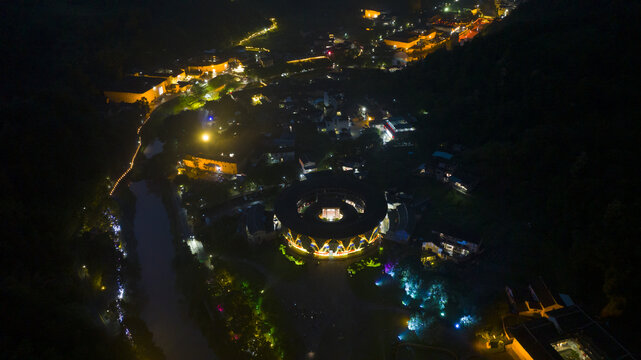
(459, 315, 477, 327)
(407, 314, 423, 331)
(398, 330, 411, 341)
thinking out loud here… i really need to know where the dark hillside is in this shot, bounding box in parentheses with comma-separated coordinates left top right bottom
(369, 0, 641, 349)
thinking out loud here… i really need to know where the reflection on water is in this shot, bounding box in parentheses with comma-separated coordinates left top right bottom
(131, 181, 216, 360)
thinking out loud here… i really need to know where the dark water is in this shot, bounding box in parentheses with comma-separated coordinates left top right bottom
(131, 181, 217, 360)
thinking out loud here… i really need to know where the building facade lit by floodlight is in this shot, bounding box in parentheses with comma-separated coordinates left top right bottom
(181, 154, 239, 175)
(363, 9, 382, 19)
(274, 172, 387, 259)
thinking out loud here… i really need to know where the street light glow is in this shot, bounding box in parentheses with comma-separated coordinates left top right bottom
(202, 133, 211, 142)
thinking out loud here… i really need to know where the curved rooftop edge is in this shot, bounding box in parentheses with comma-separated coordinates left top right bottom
(274, 171, 387, 239)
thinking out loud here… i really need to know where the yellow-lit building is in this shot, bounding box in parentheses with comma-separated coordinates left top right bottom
(505, 305, 635, 360)
(420, 30, 438, 41)
(187, 60, 229, 78)
(163, 69, 186, 84)
(507, 337, 534, 360)
(384, 36, 419, 50)
(506, 278, 565, 319)
(166, 80, 191, 94)
(104, 75, 171, 104)
(384, 31, 437, 51)
(517, 297, 564, 318)
(363, 9, 381, 19)
(182, 155, 238, 175)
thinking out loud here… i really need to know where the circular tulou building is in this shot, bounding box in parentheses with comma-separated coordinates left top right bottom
(274, 172, 387, 259)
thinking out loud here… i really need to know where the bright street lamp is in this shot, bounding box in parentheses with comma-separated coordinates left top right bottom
(201, 133, 211, 142)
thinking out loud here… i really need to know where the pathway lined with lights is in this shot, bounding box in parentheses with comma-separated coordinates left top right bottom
(237, 18, 277, 46)
(105, 209, 133, 341)
(109, 113, 149, 196)
(285, 55, 329, 64)
(109, 93, 176, 196)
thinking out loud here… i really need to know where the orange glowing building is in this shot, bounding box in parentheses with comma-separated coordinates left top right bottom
(363, 9, 381, 19)
(187, 59, 229, 78)
(384, 36, 419, 50)
(104, 75, 171, 104)
(182, 155, 239, 175)
(104, 68, 188, 104)
(384, 30, 438, 51)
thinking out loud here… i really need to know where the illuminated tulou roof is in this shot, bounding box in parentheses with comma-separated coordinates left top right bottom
(275, 171, 387, 239)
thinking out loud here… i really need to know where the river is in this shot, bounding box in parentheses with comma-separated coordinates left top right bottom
(131, 181, 217, 360)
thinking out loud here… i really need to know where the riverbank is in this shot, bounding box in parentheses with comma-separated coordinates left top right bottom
(131, 181, 217, 360)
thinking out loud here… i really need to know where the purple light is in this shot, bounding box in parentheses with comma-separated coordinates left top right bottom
(383, 262, 397, 277)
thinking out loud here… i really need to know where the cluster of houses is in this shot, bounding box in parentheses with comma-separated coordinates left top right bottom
(276, 89, 416, 146)
(361, 7, 451, 66)
(361, 2, 525, 67)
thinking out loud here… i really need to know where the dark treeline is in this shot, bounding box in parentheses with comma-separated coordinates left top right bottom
(355, 0, 641, 349)
(0, 1, 264, 358)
